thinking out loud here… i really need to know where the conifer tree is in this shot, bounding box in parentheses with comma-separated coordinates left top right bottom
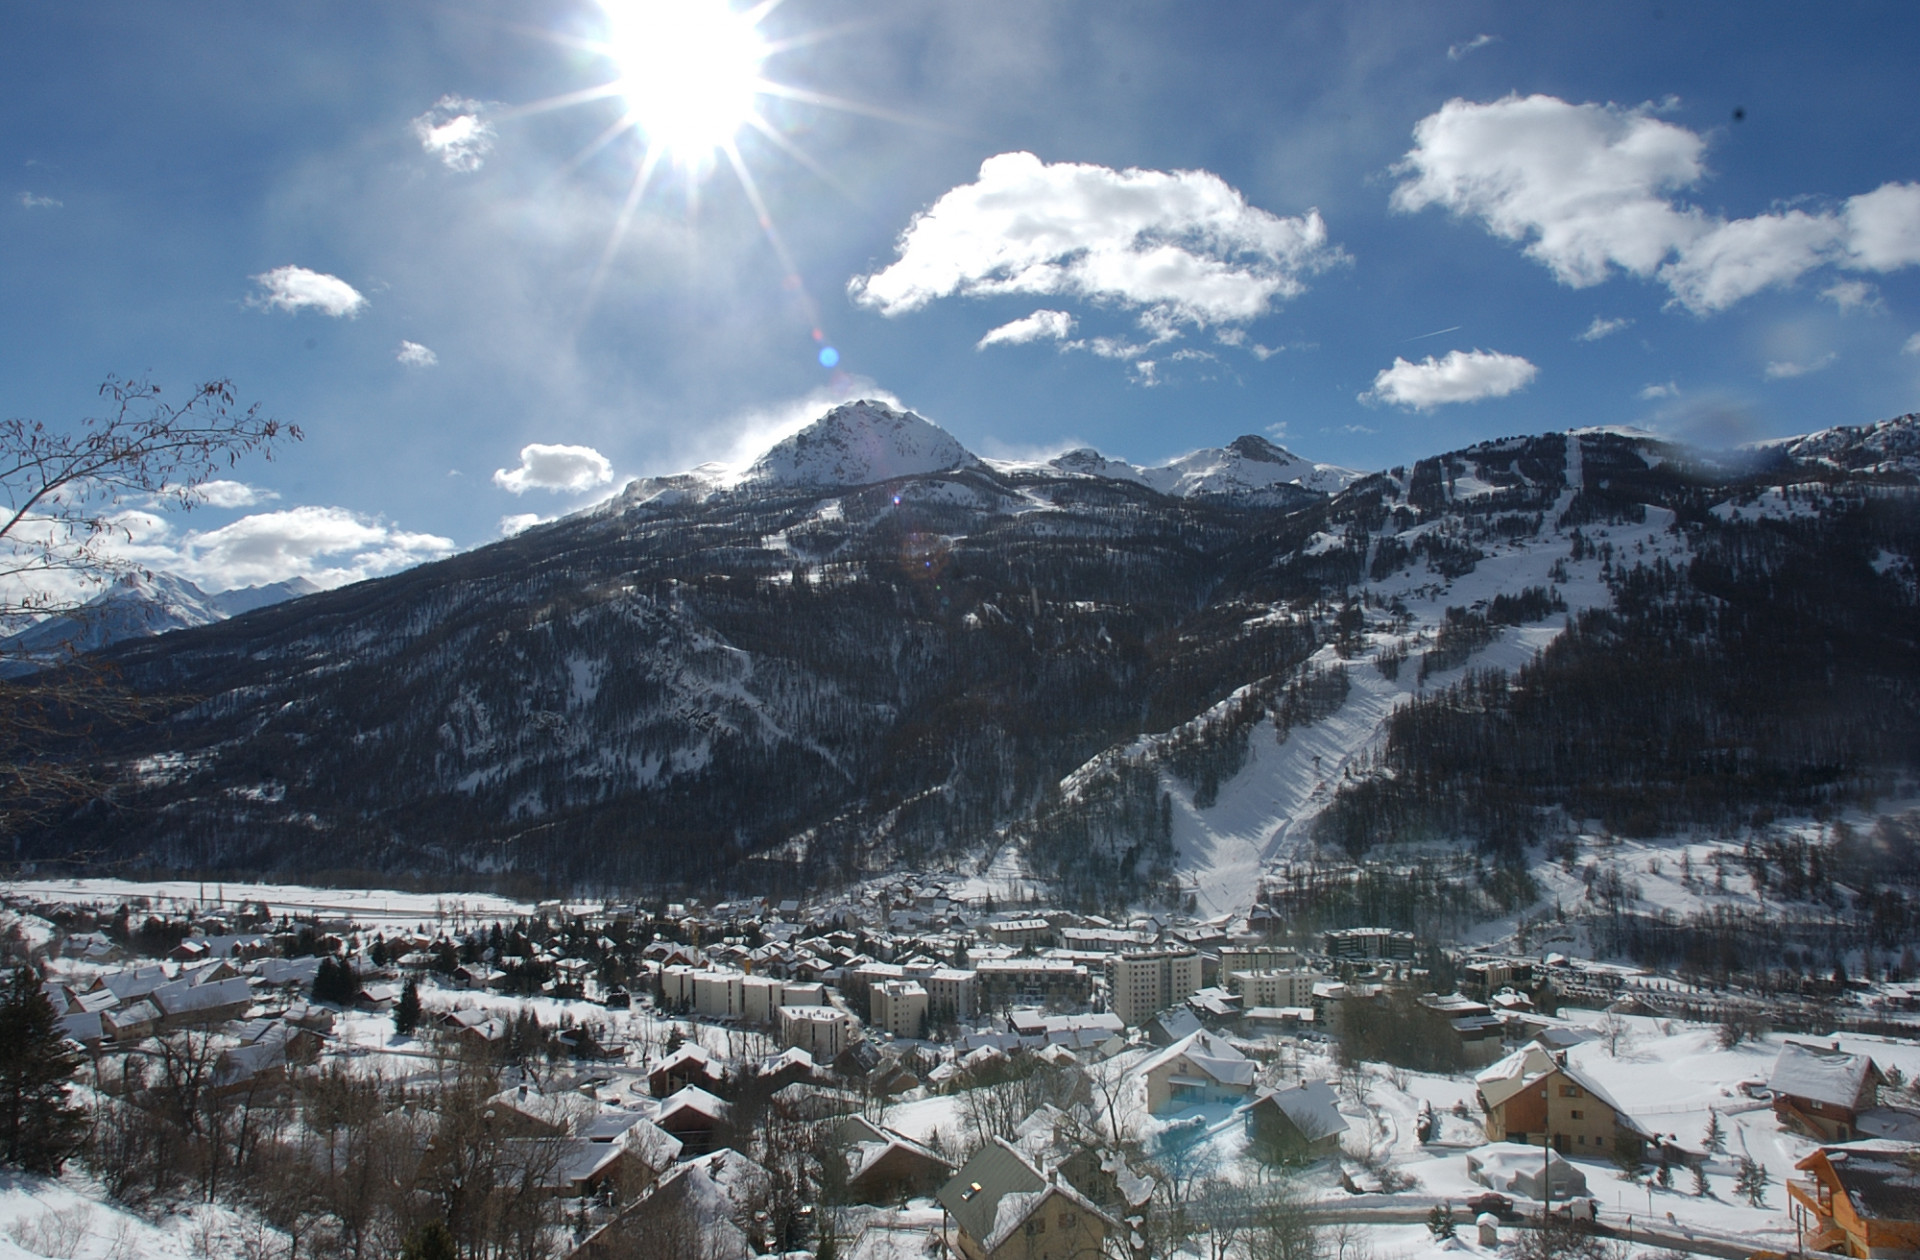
(0, 967, 84, 1173)
(394, 979, 422, 1037)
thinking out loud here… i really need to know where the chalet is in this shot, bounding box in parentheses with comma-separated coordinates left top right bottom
(1789, 1142, 1920, 1259)
(1772, 1041, 1885, 1143)
(1475, 1044, 1649, 1156)
(1138, 1030, 1257, 1113)
(938, 1140, 1116, 1260)
(1243, 1080, 1348, 1164)
(648, 1044, 723, 1098)
(150, 974, 254, 1027)
(832, 1115, 954, 1204)
(655, 1085, 729, 1156)
(570, 1151, 771, 1260)
(101, 1000, 158, 1041)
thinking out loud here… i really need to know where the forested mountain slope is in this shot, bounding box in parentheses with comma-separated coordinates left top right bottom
(26, 403, 1920, 908)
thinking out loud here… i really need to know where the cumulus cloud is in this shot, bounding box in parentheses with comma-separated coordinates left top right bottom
(977, 309, 1077, 350)
(1578, 315, 1633, 341)
(192, 480, 277, 510)
(1821, 280, 1879, 311)
(1906, 332, 1920, 356)
(499, 513, 545, 537)
(1763, 352, 1837, 380)
(397, 340, 439, 367)
(1638, 381, 1679, 400)
(250, 265, 367, 317)
(1447, 33, 1497, 60)
(1392, 95, 1920, 313)
(411, 96, 496, 172)
(850, 152, 1342, 356)
(115, 505, 455, 591)
(492, 443, 615, 494)
(16, 192, 60, 209)
(1843, 181, 1920, 270)
(1361, 348, 1538, 410)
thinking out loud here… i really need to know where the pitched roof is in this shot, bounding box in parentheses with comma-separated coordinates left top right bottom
(1771, 1042, 1881, 1109)
(937, 1140, 1114, 1253)
(1249, 1080, 1348, 1143)
(1136, 1029, 1257, 1089)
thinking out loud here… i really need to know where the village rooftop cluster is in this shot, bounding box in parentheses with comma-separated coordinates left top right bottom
(5, 876, 1920, 1260)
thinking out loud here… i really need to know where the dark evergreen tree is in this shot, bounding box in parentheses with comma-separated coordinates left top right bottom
(311, 956, 357, 1006)
(394, 978, 422, 1037)
(399, 1219, 457, 1260)
(0, 967, 84, 1174)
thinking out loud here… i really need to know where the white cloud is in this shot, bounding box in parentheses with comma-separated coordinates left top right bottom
(1842, 181, 1920, 270)
(1638, 381, 1679, 400)
(1905, 332, 1920, 356)
(499, 513, 545, 537)
(977, 309, 1077, 350)
(492, 443, 615, 494)
(1393, 96, 1920, 313)
(1447, 33, 1497, 60)
(116, 505, 455, 591)
(1657, 209, 1838, 312)
(397, 340, 440, 367)
(1578, 315, 1633, 341)
(250, 265, 367, 317)
(16, 192, 60, 209)
(1361, 348, 1538, 410)
(1392, 95, 1705, 287)
(850, 151, 1342, 348)
(411, 96, 496, 172)
(1763, 352, 1837, 380)
(192, 480, 277, 510)
(1821, 279, 1879, 311)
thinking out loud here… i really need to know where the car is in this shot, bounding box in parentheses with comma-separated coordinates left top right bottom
(1464, 1192, 1517, 1220)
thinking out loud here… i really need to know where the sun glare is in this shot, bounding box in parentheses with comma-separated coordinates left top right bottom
(603, 0, 768, 164)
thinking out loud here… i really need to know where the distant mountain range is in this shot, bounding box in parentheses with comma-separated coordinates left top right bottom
(1, 572, 320, 665)
(25, 400, 1920, 917)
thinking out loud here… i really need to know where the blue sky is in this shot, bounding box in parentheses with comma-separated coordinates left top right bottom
(4, 2, 1918, 590)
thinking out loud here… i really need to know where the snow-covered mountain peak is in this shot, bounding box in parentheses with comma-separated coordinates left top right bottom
(1772, 412, 1920, 477)
(738, 399, 979, 490)
(1144, 434, 1363, 500)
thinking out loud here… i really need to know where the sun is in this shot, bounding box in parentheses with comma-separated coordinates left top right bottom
(600, 0, 769, 166)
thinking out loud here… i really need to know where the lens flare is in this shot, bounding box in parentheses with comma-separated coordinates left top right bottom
(602, 0, 767, 164)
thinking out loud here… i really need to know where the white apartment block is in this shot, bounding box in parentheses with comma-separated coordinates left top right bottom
(1108, 950, 1203, 1026)
(1227, 968, 1326, 1008)
(779, 1004, 853, 1060)
(869, 979, 930, 1039)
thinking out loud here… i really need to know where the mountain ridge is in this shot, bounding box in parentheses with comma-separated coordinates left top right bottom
(24, 408, 1920, 915)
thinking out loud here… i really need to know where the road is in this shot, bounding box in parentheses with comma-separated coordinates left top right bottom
(1181, 1196, 1760, 1259)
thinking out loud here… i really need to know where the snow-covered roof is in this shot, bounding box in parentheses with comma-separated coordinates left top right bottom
(657, 1085, 729, 1123)
(1771, 1041, 1880, 1109)
(1137, 1029, 1257, 1089)
(937, 1139, 1116, 1253)
(1476, 1044, 1555, 1109)
(1250, 1080, 1348, 1143)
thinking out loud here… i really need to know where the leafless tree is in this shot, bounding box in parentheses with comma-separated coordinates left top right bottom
(0, 376, 296, 831)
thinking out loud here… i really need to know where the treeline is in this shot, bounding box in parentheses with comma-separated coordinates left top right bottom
(1316, 494, 1920, 862)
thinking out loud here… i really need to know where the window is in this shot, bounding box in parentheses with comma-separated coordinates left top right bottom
(1026, 1220, 1046, 1237)
(1560, 1084, 1582, 1098)
(1059, 1212, 1077, 1229)
(1810, 1100, 1824, 1111)
(1571, 1110, 1584, 1120)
